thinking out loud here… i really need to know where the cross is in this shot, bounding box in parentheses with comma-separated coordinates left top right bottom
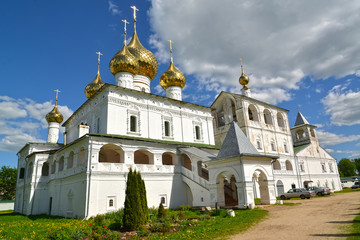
(54, 89, 60, 105)
(297, 107, 300, 112)
(240, 58, 244, 72)
(130, 6, 139, 21)
(168, 40, 174, 62)
(96, 51, 103, 65)
(122, 19, 129, 33)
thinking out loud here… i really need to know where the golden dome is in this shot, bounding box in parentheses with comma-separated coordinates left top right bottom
(160, 62, 186, 89)
(127, 31, 158, 80)
(46, 105, 63, 123)
(239, 58, 250, 89)
(109, 44, 139, 76)
(85, 69, 105, 98)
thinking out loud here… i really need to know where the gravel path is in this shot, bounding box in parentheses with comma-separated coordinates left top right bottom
(230, 191, 360, 240)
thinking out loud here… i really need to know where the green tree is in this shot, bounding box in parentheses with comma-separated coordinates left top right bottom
(122, 169, 148, 231)
(338, 158, 356, 177)
(0, 166, 17, 200)
(354, 158, 360, 175)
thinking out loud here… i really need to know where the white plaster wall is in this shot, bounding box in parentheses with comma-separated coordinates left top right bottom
(0, 202, 14, 211)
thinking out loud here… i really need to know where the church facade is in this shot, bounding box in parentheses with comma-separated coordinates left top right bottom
(14, 7, 341, 218)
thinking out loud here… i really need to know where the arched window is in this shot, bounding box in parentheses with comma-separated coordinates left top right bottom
(77, 147, 85, 166)
(42, 162, 49, 176)
(195, 125, 201, 140)
(296, 129, 305, 140)
(271, 140, 276, 151)
(162, 152, 175, 165)
(164, 121, 170, 137)
(51, 161, 56, 174)
(109, 199, 114, 207)
(263, 109, 273, 125)
(58, 157, 64, 171)
(67, 152, 74, 169)
(231, 100, 237, 122)
(217, 106, 225, 127)
(197, 161, 209, 180)
(277, 112, 285, 128)
(182, 154, 192, 171)
(273, 160, 281, 170)
(99, 144, 124, 163)
(285, 160, 293, 171)
(130, 115, 137, 132)
(256, 138, 262, 150)
(134, 149, 154, 165)
(248, 104, 258, 122)
(310, 128, 315, 137)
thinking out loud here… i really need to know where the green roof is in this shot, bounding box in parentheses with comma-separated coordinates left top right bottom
(293, 144, 309, 153)
(88, 133, 220, 150)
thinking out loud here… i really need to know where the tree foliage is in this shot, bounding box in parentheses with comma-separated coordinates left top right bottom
(0, 166, 17, 200)
(354, 158, 360, 175)
(338, 158, 356, 177)
(122, 168, 148, 231)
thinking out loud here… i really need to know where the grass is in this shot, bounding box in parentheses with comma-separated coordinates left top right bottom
(334, 187, 360, 194)
(0, 208, 268, 240)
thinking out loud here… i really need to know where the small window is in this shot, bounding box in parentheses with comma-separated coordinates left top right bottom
(130, 116, 137, 132)
(329, 163, 334, 173)
(42, 163, 49, 176)
(248, 108, 254, 121)
(217, 112, 225, 127)
(164, 121, 170, 137)
(195, 126, 201, 140)
(322, 164, 326, 173)
(300, 163, 305, 172)
(109, 199, 114, 207)
(160, 195, 167, 206)
(256, 140, 262, 150)
(271, 142, 276, 151)
(97, 118, 100, 133)
(291, 184, 296, 189)
(19, 168, 25, 179)
(161, 197, 165, 204)
(284, 143, 288, 153)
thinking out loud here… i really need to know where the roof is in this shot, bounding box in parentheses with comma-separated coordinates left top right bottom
(179, 147, 217, 161)
(17, 142, 63, 154)
(294, 110, 310, 126)
(217, 122, 264, 159)
(293, 144, 309, 153)
(88, 133, 220, 150)
(63, 84, 211, 126)
(211, 91, 289, 112)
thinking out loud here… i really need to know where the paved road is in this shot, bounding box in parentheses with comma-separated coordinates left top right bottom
(230, 191, 360, 240)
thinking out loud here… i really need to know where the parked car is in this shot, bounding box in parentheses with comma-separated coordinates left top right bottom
(307, 186, 331, 196)
(351, 182, 360, 189)
(280, 188, 315, 200)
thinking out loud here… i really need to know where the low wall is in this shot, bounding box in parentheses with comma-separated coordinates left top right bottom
(0, 200, 14, 211)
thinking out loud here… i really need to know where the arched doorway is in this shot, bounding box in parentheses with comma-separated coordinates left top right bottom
(252, 170, 270, 205)
(216, 172, 238, 207)
(99, 144, 124, 163)
(276, 180, 284, 196)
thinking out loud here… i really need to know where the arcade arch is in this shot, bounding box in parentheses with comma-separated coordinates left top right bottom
(99, 144, 124, 163)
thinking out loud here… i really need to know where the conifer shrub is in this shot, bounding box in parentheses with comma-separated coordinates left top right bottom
(122, 168, 148, 231)
(157, 202, 166, 219)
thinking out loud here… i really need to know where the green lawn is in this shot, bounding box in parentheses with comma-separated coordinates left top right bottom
(0, 208, 268, 240)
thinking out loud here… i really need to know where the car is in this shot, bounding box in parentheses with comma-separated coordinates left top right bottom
(351, 182, 360, 189)
(280, 188, 316, 200)
(307, 186, 331, 196)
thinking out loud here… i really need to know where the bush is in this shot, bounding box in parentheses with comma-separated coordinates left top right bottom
(122, 169, 148, 231)
(157, 203, 166, 219)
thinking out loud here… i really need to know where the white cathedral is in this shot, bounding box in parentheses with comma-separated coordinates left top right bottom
(14, 8, 341, 218)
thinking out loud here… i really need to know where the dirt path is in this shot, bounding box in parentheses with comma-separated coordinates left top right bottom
(230, 191, 360, 240)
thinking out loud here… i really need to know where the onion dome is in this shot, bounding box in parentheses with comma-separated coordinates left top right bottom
(109, 43, 139, 76)
(84, 69, 104, 98)
(239, 58, 250, 89)
(127, 30, 158, 80)
(160, 42, 186, 89)
(46, 90, 63, 123)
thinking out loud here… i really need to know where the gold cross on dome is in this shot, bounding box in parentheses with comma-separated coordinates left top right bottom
(240, 58, 244, 72)
(122, 19, 129, 33)
(96, 51, 103, 65)
(168, 40, 174, 62)
(131, 6, 139, 20)
(54, 89, 60, 105)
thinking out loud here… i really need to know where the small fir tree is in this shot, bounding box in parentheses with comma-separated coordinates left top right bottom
(157, 202, 166, 219)
(122, 169, 148, 231)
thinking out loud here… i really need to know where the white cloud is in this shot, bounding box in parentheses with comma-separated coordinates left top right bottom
(149, 0, 360, 103)
(317, 130, 360, 146)
(108, 1, 121, 16)
(0, 96, 73, 153)
(321, 83, 360, 126)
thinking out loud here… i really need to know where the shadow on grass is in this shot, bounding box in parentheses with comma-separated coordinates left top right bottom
(328, 220, 360, 224)
(310, 233, 360, 237)
(0, 212, 69, 220)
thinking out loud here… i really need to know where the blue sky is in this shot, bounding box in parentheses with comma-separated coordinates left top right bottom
(1, 0, 360, 168)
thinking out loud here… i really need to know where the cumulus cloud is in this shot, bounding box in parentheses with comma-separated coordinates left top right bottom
(108, 1, 121, 16)
(149, 0, 360, 104)
(317, 129, 360, 147)
(321, 83, 360, 126)
(0, 96, 73, 153)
